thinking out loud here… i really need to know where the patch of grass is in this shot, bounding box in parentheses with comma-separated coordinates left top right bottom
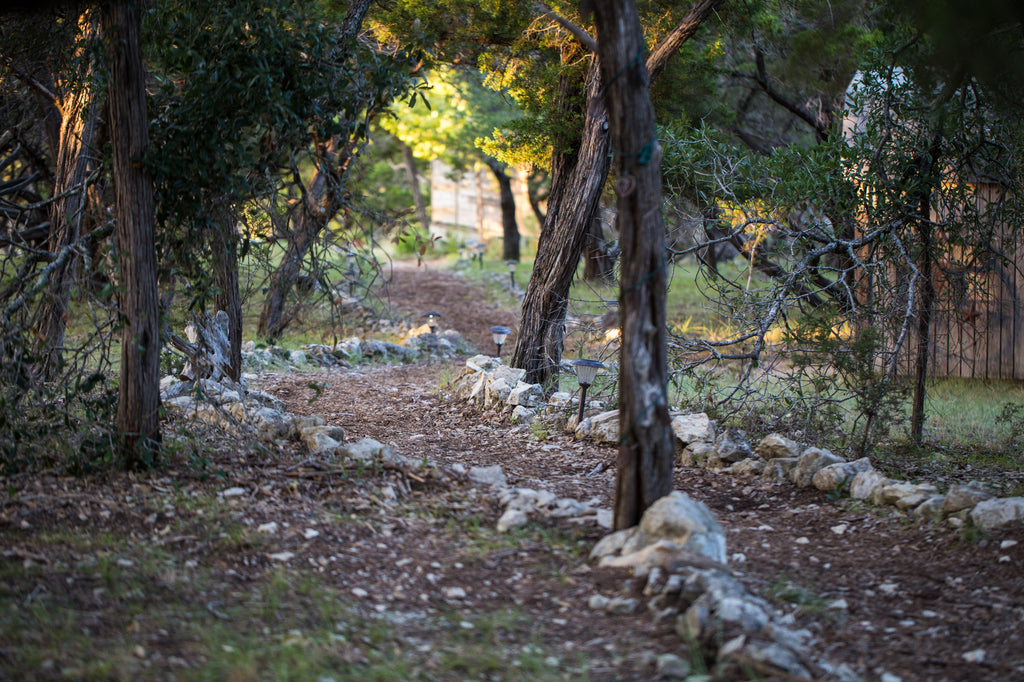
(767, 575, 829, 617)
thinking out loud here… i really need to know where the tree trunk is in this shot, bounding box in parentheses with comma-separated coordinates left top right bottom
(592, 0, 674, 530)
(582, 213, 614, 281)
(35, 9, 100, 378)
(402, 141, 430, 232)
(511, 0, 723, 388)
(213, 210, 242, 382)
(257, 0, 372, 339)
(510, 59, 610, 388)
(484, 156, 519, 262)
(258, 137, 353, 339)
(910, 132, 943, 444)
(103, 0, 161, 467)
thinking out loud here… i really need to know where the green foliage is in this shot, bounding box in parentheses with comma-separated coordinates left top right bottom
(145, 0, 428, 310)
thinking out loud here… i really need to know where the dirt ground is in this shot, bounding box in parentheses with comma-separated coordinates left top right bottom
(2, 262, 1023, 681)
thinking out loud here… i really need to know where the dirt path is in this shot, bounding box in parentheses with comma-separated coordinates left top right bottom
(1, 262, 1022, 680)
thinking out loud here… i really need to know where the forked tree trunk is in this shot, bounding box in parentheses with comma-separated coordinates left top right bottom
(258, 137, 353, 339)
(484, 156, 519, 262)
(35, 9, 100, 378)
(592, 0, 674, 530)
(103, 0, 162, 467)
(510, 60, 610, 388)
(511, 0, 723, 388)
(257, 0, 372, 339)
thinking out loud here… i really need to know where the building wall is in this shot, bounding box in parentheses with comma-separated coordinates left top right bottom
(428, 160, 537, 247)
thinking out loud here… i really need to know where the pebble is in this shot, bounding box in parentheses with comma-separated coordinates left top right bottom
(962, 649, 986, 663)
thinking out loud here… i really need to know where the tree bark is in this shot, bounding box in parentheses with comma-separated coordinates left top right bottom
(511, 0, 723, 387)
(510, 59, 610, 388)
(910, 132, 943, 443)
(592, 0, 675, 530)
(402, 141, 430, 232)
(213, 209, 242, 382)
(35, 9, 101, 378)
(103, 0, 161, 467)
(484, 156, 520, 262)
(582, 213, 614, 280)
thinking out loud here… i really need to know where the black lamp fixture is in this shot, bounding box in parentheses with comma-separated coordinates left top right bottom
(490, 325, 511, 357)
(506, 260, 518, 289)
(424, 312, 441, 334)
(572, 358, 605, 424)
(476, 242, 486, 268)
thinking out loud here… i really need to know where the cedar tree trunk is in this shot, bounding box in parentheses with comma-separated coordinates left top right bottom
(103, 0, 162, 466)
(593, 0, 675, 530)
(511, 0, 723, 388)
(484, 156, 520, 262)
(35, 9, 101, 378)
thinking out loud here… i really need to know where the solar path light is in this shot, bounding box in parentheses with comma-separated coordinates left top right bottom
(506, 260, 518, 289)
(490, 325, 511, 358)
(424, 312, 441, 334)
(572, 358, 605, 424)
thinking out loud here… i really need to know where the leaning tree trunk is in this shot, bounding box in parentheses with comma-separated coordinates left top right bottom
(511, 0, 724, 388)
(484, 156, 520, 262)
(510, 59, 610, 388)
(592, 0, 674, 530)
(258, 137, 352, 339)
(402, 141, 430, 232)
(103, 0, 162, 467)
(257, 0, 372, 339)
(35, 9, 100, 378)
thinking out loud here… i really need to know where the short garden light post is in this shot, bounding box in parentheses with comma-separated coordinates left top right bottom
(506, 260, 518, 289)
(476, 242, 486, 268)
(424, 312, 441, 334)
(572, 359, 605, 424)
(490, 325, 511, 358)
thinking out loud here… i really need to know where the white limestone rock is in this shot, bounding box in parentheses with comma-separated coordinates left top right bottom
(913, 495, 947, 521)
(485, 377, 512, 406)
(468, 465, 507, 488)
(576, 410, 619, 444)
(970, 497, 1024, 530)
(625, 491, 726, 564)
(790, 447, 845, 487)
(812, 457, 873, 493)
(849, 469, 889, 500)
(510, 406, 537, 425)
(730, 458, 767, 476)
(497, 509, 529, 532)
(671, 413, 716, 446)
(507, 381, 544, 408)
(762, 457, 798, 483)
(754, 433, 802, 460)
(872, 481, 939, 509)
(943, 482, 994, 514)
